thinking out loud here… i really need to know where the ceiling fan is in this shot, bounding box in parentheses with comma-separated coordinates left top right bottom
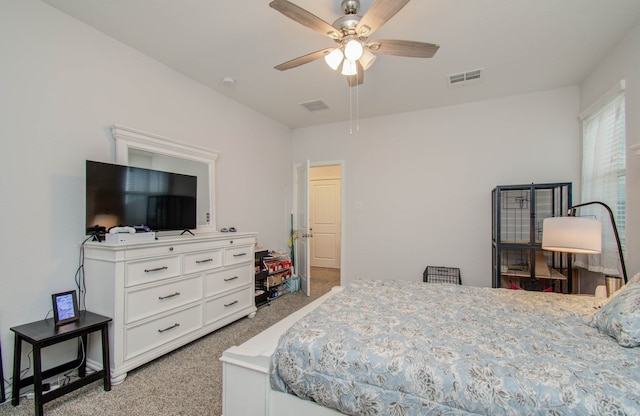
(269, 0, 439, 87)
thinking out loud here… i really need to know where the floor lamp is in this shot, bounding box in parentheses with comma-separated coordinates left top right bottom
(542, 201, 628, 292)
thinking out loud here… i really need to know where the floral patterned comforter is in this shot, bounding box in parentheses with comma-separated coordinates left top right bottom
(270, 280, 640, 415)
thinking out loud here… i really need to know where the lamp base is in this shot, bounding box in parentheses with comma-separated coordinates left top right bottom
(605, 276, 622, 297)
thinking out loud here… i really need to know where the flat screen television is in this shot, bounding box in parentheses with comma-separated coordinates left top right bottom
(86, 160, 197, 234)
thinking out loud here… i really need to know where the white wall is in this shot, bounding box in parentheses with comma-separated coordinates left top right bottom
(292, 87, 581, 287)
(0, 0, 292, 385)
(580, 21, 640, 278)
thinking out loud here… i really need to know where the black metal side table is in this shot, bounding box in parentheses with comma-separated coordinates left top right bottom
(10, 311, 111, 416)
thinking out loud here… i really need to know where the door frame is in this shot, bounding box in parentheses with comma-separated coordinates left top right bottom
(294, 160, 311, 295)
(293, 160, 345, 289)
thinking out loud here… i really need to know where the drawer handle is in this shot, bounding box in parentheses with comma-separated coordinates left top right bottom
(158, 292, 180, 300)
(196, 258, 213, 264)
(158, 323, 180, 333)
(145, 266, 168, 273)
(224, 300, 238, 307)
(224, 276, 239, 282)
(232, 253, 247, 258)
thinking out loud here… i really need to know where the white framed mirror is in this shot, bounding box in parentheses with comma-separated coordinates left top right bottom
(111, 124, 219, 233)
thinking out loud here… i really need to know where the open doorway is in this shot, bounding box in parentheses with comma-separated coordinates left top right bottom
(309, 164, 342, 295)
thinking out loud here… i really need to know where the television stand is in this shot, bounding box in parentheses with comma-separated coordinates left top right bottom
(180, 230, 195, 236)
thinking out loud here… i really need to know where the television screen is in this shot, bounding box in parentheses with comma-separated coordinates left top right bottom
(86, 160, 197, 234)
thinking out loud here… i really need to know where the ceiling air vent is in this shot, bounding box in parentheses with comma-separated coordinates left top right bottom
(448, 68, 483, 86)
(299, 100, 330, 112)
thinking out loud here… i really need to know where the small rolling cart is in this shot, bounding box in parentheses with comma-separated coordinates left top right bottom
(254, 249, 270, 307)
(263, 252, 293, 301)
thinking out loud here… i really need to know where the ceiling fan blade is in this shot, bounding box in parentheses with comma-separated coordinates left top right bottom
(346, 61, 364, 87)
(274, 48, 334, 71)
(269, 0, 340, 39)
(356, 0, 411, 37)
(368, 39, 439, 58)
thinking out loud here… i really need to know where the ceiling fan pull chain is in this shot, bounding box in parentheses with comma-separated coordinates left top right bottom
(356, 73, 360, 133)
(349, 81, 353, 135)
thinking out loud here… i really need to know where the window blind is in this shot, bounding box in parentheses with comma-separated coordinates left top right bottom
(574, 87, 626, 276)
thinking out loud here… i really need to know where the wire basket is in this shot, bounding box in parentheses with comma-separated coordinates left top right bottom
(423, 266, 461, 285)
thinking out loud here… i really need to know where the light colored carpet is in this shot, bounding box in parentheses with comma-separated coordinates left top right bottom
(0, 268, 339, 416)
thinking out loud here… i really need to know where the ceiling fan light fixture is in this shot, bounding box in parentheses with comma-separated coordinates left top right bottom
(341, 59, 358, 76)
(344, 39, 364, 61)
(270, 0, 441, 88)
(359, 48, 377, 70)
(324, 48, 344, 70)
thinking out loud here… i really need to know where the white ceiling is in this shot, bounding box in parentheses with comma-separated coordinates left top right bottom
(41, 0, 640, 129)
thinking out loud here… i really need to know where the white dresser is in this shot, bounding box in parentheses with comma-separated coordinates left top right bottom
(83, 232, 257, 384)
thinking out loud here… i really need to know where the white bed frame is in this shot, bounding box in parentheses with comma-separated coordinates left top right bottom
(221, 287, 344, 416)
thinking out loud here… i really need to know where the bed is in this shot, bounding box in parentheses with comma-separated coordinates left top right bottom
(221, 276, 640, 416)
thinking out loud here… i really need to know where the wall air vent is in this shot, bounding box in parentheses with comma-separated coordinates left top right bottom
(449, 73, 465, 84)
(448, 68, 483, 86)
(299, 100, 330, 112)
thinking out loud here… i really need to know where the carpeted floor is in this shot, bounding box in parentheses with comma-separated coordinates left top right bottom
(0, 268, 339, 416)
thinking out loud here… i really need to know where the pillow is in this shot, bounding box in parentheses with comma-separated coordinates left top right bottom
(627, 272, 640, 287)
(592, 284, 640, 347)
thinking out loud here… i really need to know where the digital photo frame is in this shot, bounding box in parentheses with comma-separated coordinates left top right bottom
(51, 290, 79, 326)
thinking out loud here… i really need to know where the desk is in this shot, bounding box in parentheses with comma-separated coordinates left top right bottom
(11, 311, 111, 416)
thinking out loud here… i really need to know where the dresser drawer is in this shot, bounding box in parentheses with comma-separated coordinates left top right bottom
(183, 249, 223, 275)
(204, 264, 252, 298)
(126, 255, 181, 287)
(124, 244, 179, 260)
(224, 246, 252, 266)
(125, 275, 203, 324)
(223, 237, 254, 246)
(204, 286, 253, 326)
(125, 304, 203, 361)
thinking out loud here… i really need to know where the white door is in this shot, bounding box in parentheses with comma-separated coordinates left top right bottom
(295, 161, 311, 296)
(310, 179, 341, 268)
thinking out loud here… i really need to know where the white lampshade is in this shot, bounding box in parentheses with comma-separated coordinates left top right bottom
(359, 48, 377, 70)
(341, 59, 358, 76)
(344, 39, 364, 61)
(324, 48, 344, 70)
(542, 216, 602, 254)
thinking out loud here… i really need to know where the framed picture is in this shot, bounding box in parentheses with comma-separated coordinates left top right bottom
(51, 290, 79, 326)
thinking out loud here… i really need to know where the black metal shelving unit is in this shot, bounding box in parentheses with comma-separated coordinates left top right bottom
(254, 250, 293, 306)
(492, 182, 573, 292)
(254, 249, 270, 306)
